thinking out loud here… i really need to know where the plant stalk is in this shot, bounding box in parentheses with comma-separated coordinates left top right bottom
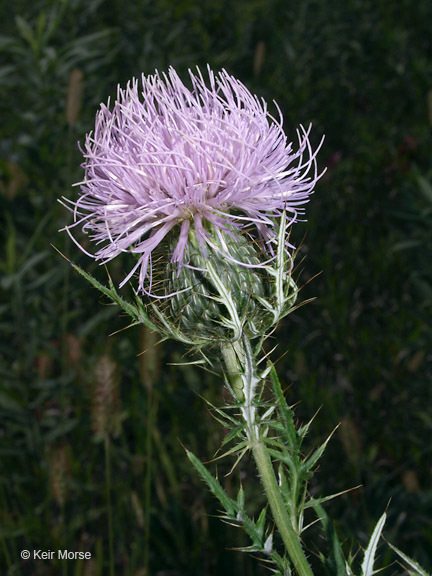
(221, 337, 314, 576)
(251, 439, 314, 576)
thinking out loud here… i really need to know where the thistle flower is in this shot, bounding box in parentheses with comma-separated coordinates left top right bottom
(60, 66, 323, 296)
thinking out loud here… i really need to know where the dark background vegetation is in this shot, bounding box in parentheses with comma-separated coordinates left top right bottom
(1, 0, 431, 574)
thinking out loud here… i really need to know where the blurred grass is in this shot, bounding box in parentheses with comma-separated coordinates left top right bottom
(1, 0, 431, 574)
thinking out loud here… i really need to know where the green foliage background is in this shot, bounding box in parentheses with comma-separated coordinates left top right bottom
(0, 0, 431, 574)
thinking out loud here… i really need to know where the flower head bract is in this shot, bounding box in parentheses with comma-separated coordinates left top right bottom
(61, 66, 324, 294)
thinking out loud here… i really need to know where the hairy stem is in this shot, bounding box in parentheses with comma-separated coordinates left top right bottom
(251, 439, 314, 576)
(221, 336, 314, 576)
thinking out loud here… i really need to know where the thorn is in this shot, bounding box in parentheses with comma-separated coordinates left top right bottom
(51, 243, 72, 264)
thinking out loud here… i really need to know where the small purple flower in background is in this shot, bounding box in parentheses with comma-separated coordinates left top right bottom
(60, 66, 323, 294)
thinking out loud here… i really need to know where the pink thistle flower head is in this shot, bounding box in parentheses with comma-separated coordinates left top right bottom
(61, 66, 323, 296)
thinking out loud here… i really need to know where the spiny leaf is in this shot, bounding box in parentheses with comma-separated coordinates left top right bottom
(233, 543, 265, 553)
(211, 441, 250, 462)
(235, 493, 269, 550)
(387, 541, 431, 576)
(361, 513, 386, 576)
(305, 486, 362, 509)
(269, 549, 292, 574)
(241, 512, 267, 549)
(221, 424, 247, 446)
(200, 396, 244, 428)
(262, 436, 293, 453)
(267, 447, 296, 474)
(296, 408, 321, 442)
(277, 466, 292, 514)
(212, 413, 241, 432)
(185, 449, 236, 517)
(53, 247, 158, 331)
(268, 363, 298, 448)
(211, 405, 243, 427)
(237, 485, 245, 509)
(223, 447, 249, 477)
(312, 502, 347, 576)
(301, 427, 338, 474)
(255, 507, 267, 541)
(149, 303, 197, 344)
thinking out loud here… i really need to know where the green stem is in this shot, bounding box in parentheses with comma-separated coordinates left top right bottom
(251, 439, 314, 576)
